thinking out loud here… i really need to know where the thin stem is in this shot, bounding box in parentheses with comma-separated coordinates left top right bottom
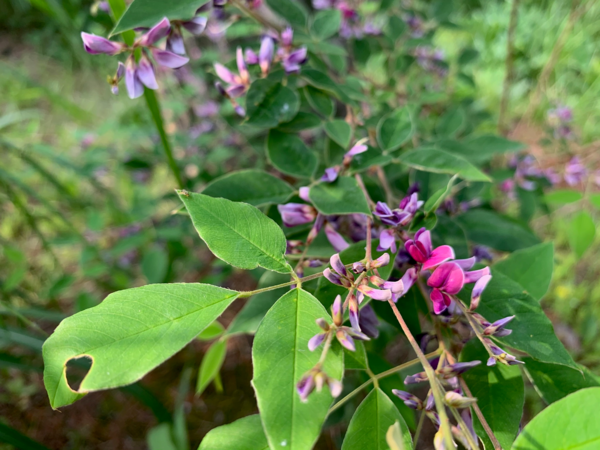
(498, 0, 520, 135)
(450, 406, 480, 450)
(366, 367, 379, 389)
(387, 300, 455, 449)
(366, 219, 373, 264)
(413, 410, 426, 447)
(328, 352, 439, 415)
(453, 299, 496, 360)
(377, 166, 395, 205)
(238, 271, 325, 297)
(459, 377, 502, 450)
(355, 173, 375, 209)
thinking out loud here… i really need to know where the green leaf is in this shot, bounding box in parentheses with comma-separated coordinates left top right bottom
(147, 423, 178, 450)
(456, 209, 540, 252)
(590, 193, 600, 209)
(266, 130, 318, 179)
(301, 68, 352, 104)
(544, 189, 583, 205)
(246, 80, 299, 128)
(252, 289, 343, 450)
(568, 211, 595, 258)
(309, 176, 371, 215)
(196, 339, 227, 395)
(377, 109, 413, 152)
(467, 270, 577, 369)
(141, 246, 168, 283)
(305, 41, 348, 56)
(460, 339, 524, 450)
(197, 321, 225, 341)
(523, 358, 599, 405)
(0, 421, 51, 450)
(436, 107, 466, 137)
(304, 86, 335, 117)
(198, 415, 269, 450)
(202, 170, 294, 207)
(399, 148, 491, 182)
(511, 387, 600, 450)
(43, 284, 239, 408)
(111, 0, 208, 35)
(341, 388, 412, 450)
(431, 215, 469, 259)
(227, 272, 288, 335)
(424, 175, 457, 215)
(348, 146, 393, 174)
(494, 242, 553, 301)
(324, 119, 352, 148)
(277, 112, 322, 132)
(437, 136, 525, 165)
(344, 341, 368, 370)
(265, 0, 307, 28)
(178, 191, 291, 273)
(311, 9, 341, 40)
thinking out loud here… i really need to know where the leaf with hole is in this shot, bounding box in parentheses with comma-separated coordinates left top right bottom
(179, 191, 291, 273)
(202, 170, 294, 207)
(266, 130, 318, 179)
(43, 284, 239, 408)
(252, 289, 343, 450)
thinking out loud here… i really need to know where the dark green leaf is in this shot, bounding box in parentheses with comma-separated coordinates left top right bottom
(341, 388, 412, 450)
(277, 112, 322, 132)
(196, 339, 227, 395)
(309, 176, 371, 215)
(112, 0, 208, 35)
(568, 211, 595, 258)
(265, 0, 308, 28)
(0, 421, 51, 450)
(399, 148, 491, 182)
(377, 108, 413, 152)
(344, 341, 369, 370)
(198, 415, 269, 450)
(252, 289, 343, 450)
(431, 215, 469, 259)
(349, 146, 393, 173)
(436, 107, 466, 137)
(458, 47, 479, 65)
(311, 9, 341, 40)
(384, 16, 407, 41)
(304, 86, 335, 117)
(424, 175, 457, 214)
(456, 209, 540, 252)
(178, 191, 291, 273)
(202, 170, 294, 207)
(266, 130, 318, 178)
(511, 387, 600, 450)
(523, 358, 599, 405)
(324, 119, 352, 148)
(301, 68, 352, 103)
(246, 80, 299, 128)
(494, 242, 554, 301)
(460, 339, 524, 450)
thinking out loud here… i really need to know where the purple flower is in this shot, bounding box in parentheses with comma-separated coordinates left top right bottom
(81, 32, 125, 55)
(389, 268, 417, 302)
(427, 262, 464, 314)
(109, 62, 125, 95)
(281, 27, 294, 47)
(321, 166, 340, 182)
(472, 246, 493, 262)
(325, 223, 349, 252)
(392, 390, 423, 410)
(373, 194, 423, 227)
(323, 254, 354, 288)
(358, 304, 379, 338)
(405, 228, 455, 271)
(259, 36, 275, 75)
(377, 229, 397, 252)
(357, 283, 392, 301)
(345, 140, 368, 157)
(469, 273, 492, 311)
(137, 17, 171, 47)
(564, 157, 587, 186)
(437, 361, 481, 379)
(404, 371, 428, 384)
(282, 47, 308, 73)
(278, 203, 317, 227)
(482, 315, 515, 337)
(296, 368, 342, 402)
(486, 339, 524, 366)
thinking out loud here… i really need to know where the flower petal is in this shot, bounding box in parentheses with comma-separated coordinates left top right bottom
(308, 332, 326, 351)
(464, 266, 491, 284)
(470, 274, 492, 310)
(245, 48, 259, 64)
(323, 268, 343, 286)
(181, 16, 207, 35)
(335, 329, 355, 351)
(325, 224, 349, 252)
(453, 256, 476, 270)
(377, 229, 396, 252)
(259, 36, 274, 74)
(125, 62, 144, 99)
(138, 17, 171, 47)
(152, 48, 189, 68)
(357, 285, 392, 301)
(166, 29, 186, 55)
(430, 288, 447, 314)
(81, 32, 124, 55)
(422, 245, 455, 270)
(348, 294, 360, 330)
(137, 55, 158, 89)
(330, 253, 347, 277)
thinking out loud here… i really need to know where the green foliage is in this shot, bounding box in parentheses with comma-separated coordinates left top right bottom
(511, 388, 600, 450)
(399, 148, 491, 182)
(266, 130, 318, 178)
(309, 177, 371, 215)
(112, 0, 208, 34)
(461, 340, 524, 450)
(494, 242, 554, 301)
(141, 246, 169, 283)
(202, 170, 294, 207)
(198, 415, 269, 450)
(264, 0, 307, 28)
(246, 79, 300, 128)
(311, 10, 341, 41)
(544, 189, 583, 205)
(252, 289, 343, 450)
(377, 109, 413, 152)
(43, 284, 239, 408)
(178, 191, 291, 273)
(196, 339, 227, 395)
(324, 119, 352, 148)
(341, 388, 412, 450)
(568, 211, 595, 259)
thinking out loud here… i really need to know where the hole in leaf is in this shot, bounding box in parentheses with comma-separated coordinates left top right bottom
(66, 355, 93, 391)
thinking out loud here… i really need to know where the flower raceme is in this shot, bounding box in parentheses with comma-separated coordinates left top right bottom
(81, 18, 193, 98)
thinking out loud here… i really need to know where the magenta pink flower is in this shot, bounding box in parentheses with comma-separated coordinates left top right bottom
(427, 262, 465, 314)
(405, 228, 455, 270)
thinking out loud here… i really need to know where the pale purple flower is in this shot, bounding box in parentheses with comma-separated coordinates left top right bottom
(373, 194, 423, 227)
(357, 283, 392, 301)
(137, 17, 171, 47)
(358, 304, 379, 338)
(81, 32, 125, 55)
(325, 223, 349, 252)
(392, 390, 423, 410)
(564, 157, 587, 186)
(437, 361, 481, 379)
(259, 36, 275, 75)
(299, 186, 311, 202)
(404, 371, 428, 384)
(377, 229, 397, 252)
(469, 274, 492, 311)
(278, 203, 317, 227)
(281, 27, 294, 47)
(485, 339, 524, 366)
(321, 166, 340, 182)
(282, 47, 307, 73)
(482, 315, 515, 337)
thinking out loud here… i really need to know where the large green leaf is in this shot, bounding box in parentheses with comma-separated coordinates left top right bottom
(304, 86, 335, 118)
(341, 388, 412, 450)
(252, 289, 343, 450)
(178, 191, 291, 273)
(431, 215, 469, 259)
(324, 119, 352, 148)
(568, 211, 595, 259)
(456, 209, 540, 252)
(246, 80, 299, 128)
(43, 284, 239, 408)
(198, 415, 269, 450)
(435, 107, 466, 138)
(522, 358, 599, 405)
(494, 242, 554, 301)
(112, 0, 208, 35)
(399, 148, 491, 182)
(311, 9, 341, 40)
(511, 387, 600, 450)
(202, 170, 294, 207)
(227, 272, 288, 335)
(544, 189, 583, 205)
(265, 0, 307, 28)
(438, 135, 524, 165)
(277, 112, 322, 133)
(301, 68, 352, 104)
(196, 339, 227, 395)
(309, 176, 371, 215)
(460, 340, 524, 450)
(377, 109, 413, 152)
(464, 270, 577, 369)
(266, 130, 318, 178)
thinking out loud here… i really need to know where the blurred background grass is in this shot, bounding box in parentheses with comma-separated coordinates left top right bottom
(1, 0, 600, 448)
